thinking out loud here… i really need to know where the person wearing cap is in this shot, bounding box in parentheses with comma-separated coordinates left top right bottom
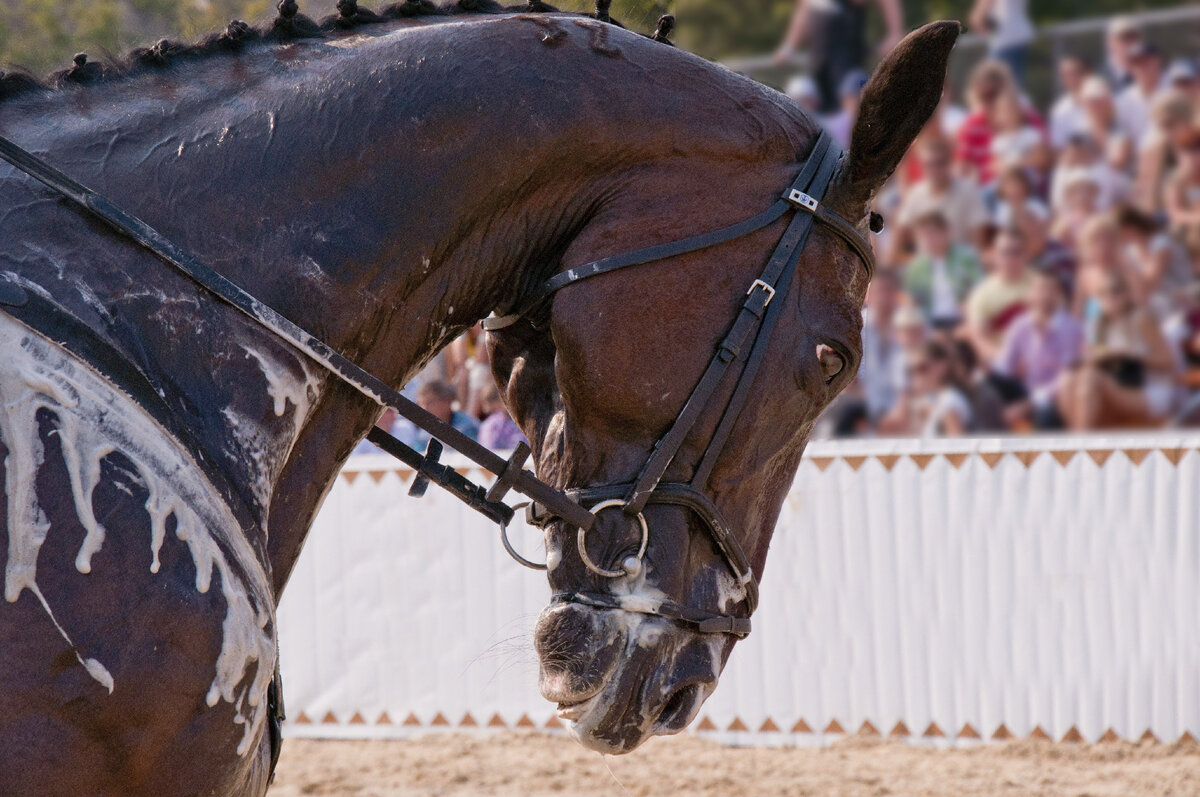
(968, 0, 1034, 87)
(1164, 59, 1200, 108)
(775, 0, 904, 115)
(823, 69, 868, 149)
(1116, 42, 1165, 147)
(1105, 16, 1144, 89)
(785, 74, 821, 116)
(1049, 53, 1093, 151)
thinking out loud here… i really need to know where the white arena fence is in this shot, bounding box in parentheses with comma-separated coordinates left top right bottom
(278, 433, 1200, 746)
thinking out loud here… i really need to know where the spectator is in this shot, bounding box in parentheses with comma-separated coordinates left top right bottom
(1164, 128, 1200, 263)
(395, 379, 479, 450)
(896, 137, 988, 250)
(993, 162, 1050, 235)
(903, 209, 983, 329)
(1078, 76, 1134, 172)
(1104, 16, 1144, 89)
(824, 69, 868, 149)
(1059, 271, 1178, 429)
(1116, 43, 1166, 148)
(966, 227, 1036, 363)
(1050, 133, 1129, 213)
(785, 74, 822, 116)
(1134, 90, 1194, 214)
(989, 94, 1046, 179)
(908, 340, 974, 436)
(1115, 205, 1196, 319)
(968, 0, 1034, 87)
(992, 269, 1083, 429)
(859, 269, 909, 423)
(956, 60, 1041, 184)
(1050, 167, 1102, 252)
(776, 0, 904, 114)
(1050, 54, 1092, 151)
(477, 385, 526, 451)
(1164, 58, 1200, 108)
(1074, 215, 1146, 321)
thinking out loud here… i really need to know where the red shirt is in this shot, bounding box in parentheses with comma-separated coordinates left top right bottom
(955, 108, 1045, 184)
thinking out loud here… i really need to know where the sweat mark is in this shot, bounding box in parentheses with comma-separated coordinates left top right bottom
(572, 19, 622, 58)
(523, 15, 568, 48)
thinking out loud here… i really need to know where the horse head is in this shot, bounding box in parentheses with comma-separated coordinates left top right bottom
(489, 21, 960, 754)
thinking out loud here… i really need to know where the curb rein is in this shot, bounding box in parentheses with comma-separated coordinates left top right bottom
(0, 130, 872, 641)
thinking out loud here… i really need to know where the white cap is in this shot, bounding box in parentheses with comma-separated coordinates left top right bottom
(1080, 75, 1111, 101)
(785, 75, 819, 103)
(1167, 59, 1199, 84)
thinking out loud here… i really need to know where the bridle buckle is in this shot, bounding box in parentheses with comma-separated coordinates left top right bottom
(747, 279, 776, 306)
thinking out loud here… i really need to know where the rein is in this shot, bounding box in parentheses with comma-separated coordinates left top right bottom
(0, 134, 594, 534)
(0, 128, 872, 643)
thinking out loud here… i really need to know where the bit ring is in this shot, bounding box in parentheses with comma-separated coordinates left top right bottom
(577, 499, 649, 579)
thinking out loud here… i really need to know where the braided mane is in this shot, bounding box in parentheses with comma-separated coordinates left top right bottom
(0, 0, 675, 105)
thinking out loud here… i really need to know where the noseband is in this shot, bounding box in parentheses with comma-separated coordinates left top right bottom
(487, 131, 875, 638)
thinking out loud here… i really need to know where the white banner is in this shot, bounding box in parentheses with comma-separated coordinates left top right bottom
(278, 433, 1200, 745)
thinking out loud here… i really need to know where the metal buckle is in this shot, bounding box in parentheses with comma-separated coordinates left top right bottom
(787, 189, 819, 212)
(747, 279, 776, 306)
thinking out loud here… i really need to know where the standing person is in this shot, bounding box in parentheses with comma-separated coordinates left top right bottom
(775, 0, 904, 115)
(968, 0, 1035, 87)
(1104, 16, 1144, 89)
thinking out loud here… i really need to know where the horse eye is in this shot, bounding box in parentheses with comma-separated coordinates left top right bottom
(816, 344, 844, 383)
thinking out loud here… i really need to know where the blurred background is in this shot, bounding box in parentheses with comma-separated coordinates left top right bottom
(6, 1, 1200, 443)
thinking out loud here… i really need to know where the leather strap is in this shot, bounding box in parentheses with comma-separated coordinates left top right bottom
(555, 590, 752, 637)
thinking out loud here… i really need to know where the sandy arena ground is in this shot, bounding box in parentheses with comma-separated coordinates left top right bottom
(270, 732, 1200, 796)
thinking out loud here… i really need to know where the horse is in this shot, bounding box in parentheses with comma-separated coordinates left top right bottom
(0, 1, 957, 790)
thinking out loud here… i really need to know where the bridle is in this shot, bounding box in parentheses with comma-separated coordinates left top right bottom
(0, 128, 870, 644)
(485, 130, 875, 637)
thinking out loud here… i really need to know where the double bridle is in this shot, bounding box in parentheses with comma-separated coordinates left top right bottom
(486, 131, 875, 637)
(0, 128, 871, 645)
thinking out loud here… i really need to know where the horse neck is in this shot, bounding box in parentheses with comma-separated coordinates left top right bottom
(2, 17, 811, 596)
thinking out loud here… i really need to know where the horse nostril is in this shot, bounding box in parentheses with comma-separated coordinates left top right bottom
(655, 683, 703, 733)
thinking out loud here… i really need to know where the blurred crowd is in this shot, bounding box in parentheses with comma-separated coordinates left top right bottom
(356, 9, 1200, 455)
(789, 13, 1200, 437)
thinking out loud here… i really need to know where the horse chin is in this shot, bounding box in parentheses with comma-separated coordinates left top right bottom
(534, 602, 723, 754)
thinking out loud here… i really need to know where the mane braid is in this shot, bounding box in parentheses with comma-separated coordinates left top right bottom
(0, 0, 633, 105)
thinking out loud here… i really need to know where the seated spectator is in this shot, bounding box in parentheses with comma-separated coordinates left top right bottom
(1050, 168, 1102, 251)
(785, 75, 821, 116)
(989, 94, 1045, 180)
(823, 70, 869, 149)
(445, 323, 491, 418)
(903, 210, 983, 329)
(1050, 133, 1129, 212)
(1074, 215, 1146, 321)
(1050, 53, 1092, 151)
(966, 227, 1036, 363)
(859, 269, 909, 423)
(395, 379, 479, 450)
(1077, 76, 1134, 172)
(1115, 205, 1196, 318)
(896, 137, 989, 252)
(1059, 272, 1178, 428)
(1135, 90, 1195, 215)
(993, 162, 1050, 235)
(1164, 128, 1200, 263)
(907, 341, 974, 436)
(1116, 43, 1166, 149)
(992, 269, 1083, 429)
(956, 59, 1041, 184)
(477, 385, 526, 450)
(1165, 58, 1200, 109)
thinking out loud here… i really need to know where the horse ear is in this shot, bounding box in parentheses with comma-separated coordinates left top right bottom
(827, 20, 960, 216)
